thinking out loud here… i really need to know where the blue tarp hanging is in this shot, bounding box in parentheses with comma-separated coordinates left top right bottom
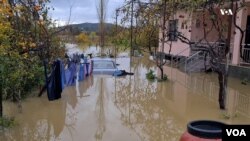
(65, 62, 77, 86)
(78, 64, 85, 81)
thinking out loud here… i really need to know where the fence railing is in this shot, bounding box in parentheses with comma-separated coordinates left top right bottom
(184, 51, 206, 72)
(170, 47, 190, 68)
(240, 45, 250, 64)
(171, 48, 208, 73)
(183, 74, 250, 118)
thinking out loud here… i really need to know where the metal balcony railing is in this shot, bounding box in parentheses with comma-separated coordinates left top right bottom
(240, 44, 250, 65)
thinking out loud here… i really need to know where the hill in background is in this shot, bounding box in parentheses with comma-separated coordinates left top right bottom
(70, 22, 115, 33)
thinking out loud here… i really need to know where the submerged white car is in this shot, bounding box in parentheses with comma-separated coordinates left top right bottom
(92, 58, 118, 75)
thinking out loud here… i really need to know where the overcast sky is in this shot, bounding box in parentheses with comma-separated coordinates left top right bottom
(49, 0, 123, 25)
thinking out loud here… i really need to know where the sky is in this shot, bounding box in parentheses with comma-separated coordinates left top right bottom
(49, 0, 124, 25)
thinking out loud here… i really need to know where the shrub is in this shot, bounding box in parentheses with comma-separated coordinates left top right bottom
(0, 116, 16, 128)
(146, 69, 156, 81)
(158, 74, 168, 82)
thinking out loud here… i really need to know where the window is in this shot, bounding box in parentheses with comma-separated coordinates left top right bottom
(168, 20, 178, 41)
(93, 60, 115, 69)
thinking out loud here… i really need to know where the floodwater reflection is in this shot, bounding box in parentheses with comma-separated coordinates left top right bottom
(166, 66, 250, 119)
(1, 56, 250, 141)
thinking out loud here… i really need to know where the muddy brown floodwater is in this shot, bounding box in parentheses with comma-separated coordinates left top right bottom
(1, 55, 250, 141)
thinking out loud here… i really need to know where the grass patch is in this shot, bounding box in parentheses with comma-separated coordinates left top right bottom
(0, 116, 16, 128)
(221, 112, 238, 120)
(241, 78, 248, 85)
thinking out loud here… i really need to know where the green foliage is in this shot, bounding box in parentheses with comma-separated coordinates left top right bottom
(89, 32, 98, 44)
(163, 74, 168, 80)
(0, 116, 16, 128)
(157, 74, 168, 82)
(146, 69, 156, 81)
(241, 78, 248, 85)
(222, 112, 238, 120)
(1, 53, 45, 100)
(146, 69, 168, 82)
(0, 0, 65, 103)
(76, 33, 90, 45)
(110, 26, 130, 48)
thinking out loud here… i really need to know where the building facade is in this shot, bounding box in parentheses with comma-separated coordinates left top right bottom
(159, 0, 250, 66)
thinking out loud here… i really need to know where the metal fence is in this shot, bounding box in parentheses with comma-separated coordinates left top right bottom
(241, 45, 250, 64)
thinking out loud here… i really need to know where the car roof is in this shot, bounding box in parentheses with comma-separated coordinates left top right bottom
(91, 57, 114, 61)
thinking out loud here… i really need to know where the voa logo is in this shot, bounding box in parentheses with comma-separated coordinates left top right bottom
(226, 129, 246, 136)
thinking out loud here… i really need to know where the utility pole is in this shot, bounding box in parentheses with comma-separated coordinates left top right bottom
(115, 9, 119, 61)
(130, 0, 134, 57)
(97, 0, 107, 54)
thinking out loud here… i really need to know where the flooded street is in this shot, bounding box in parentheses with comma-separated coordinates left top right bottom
(1, 55, 250, 141)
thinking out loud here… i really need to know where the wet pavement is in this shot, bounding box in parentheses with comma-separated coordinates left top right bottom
(1, 55, 250, 141)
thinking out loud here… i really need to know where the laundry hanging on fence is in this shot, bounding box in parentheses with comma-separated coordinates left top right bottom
(78, 63, 85, 81)
(65, 62, 77, 86)
(47, 60, 63, 101)
(43, 55, 93, 101)
(83, 59, 93, 77)
(60, 60, 66, 90)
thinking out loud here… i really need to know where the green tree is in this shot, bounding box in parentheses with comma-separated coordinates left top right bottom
(118, 0, 166, 80)
(89, 31, 98, 44)
(0, 0, 13, 117)
(76, 33, 90, 45)
(0, 0, 65, 118)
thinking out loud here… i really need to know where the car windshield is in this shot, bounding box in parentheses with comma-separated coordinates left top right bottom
(93, 60, 115, 69)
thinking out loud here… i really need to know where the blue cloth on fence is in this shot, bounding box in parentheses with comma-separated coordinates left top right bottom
(78, 64, 84, 81)
(59, 60, 66, 89)
(84, 57, 88, 63)
(65, 69, 70, 85)
(66, 62, 77, 86)
(45, 57, 93, 101)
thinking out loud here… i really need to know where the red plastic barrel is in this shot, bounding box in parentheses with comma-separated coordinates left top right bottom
(180, 120, 224, 141)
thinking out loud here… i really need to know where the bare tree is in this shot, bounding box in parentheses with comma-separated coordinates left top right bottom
(117, 0, 169, 80)
(233, 1, 250, 63)
(97, 0, 108, 54)
(157, 0, 168, 80)
(116, 0, 248, 109)
(176, 0, 249, 109)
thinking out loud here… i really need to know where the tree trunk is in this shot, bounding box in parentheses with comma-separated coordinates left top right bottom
(218, 71, 227, 110)
(158, 0, 167, 80)
(98, 0, 107, 54)
(148, 37, 152, 55)
(159, 66, 164, 80)
(218, 0, 231, 110)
